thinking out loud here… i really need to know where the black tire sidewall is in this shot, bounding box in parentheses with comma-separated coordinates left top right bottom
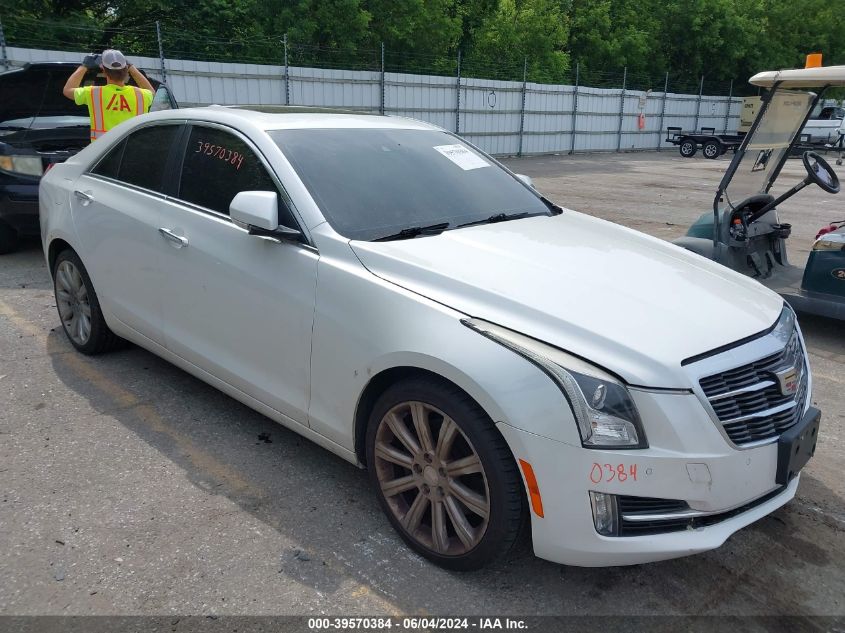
(680, 140, 696, 157)
(365, 377, 523, 571)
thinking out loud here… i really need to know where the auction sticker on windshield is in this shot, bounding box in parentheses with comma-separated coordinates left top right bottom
(433, 144, 490, 170)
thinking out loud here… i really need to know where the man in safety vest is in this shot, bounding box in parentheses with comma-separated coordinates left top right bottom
(62, 49, 155, 142)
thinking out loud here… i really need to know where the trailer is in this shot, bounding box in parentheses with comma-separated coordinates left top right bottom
(665, 126, 746, 159)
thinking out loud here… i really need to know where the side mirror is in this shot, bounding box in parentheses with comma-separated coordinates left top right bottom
(230, 191, 303, 242)
(516, 174, 534, 188)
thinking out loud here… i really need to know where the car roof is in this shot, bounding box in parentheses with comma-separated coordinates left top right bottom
(163, 105, 441, 132)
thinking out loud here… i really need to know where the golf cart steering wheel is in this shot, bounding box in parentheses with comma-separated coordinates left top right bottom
(802, 151, 840, 194)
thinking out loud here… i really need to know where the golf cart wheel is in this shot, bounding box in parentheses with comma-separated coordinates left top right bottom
(53, 249, 122, 354)
(0, 221, 19, 254)
(679, 139, 697, 158)
(366, 376, 525, 571)
(703, 139, 722, 159)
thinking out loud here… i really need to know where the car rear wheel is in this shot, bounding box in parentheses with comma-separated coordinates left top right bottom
(679, 139, 697, 158)
(366, 377, 524, 571)
(0, 221, 19, 254)
(53, 249, 122, 354)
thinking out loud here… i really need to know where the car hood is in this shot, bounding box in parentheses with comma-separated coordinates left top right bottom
(349, 212, 784, 388)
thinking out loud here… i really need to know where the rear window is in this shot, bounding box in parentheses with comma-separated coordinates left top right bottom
(91, 125, 180, 193)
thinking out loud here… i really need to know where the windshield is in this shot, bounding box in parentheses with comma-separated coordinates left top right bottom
(270, 128, 550, 240)
(723, 88, 815, 208)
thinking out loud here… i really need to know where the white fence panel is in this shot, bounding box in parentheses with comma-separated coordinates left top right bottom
(6, 46, 744, 157)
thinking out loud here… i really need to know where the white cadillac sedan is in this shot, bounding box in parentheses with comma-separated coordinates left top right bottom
(39, 107, 819, 570)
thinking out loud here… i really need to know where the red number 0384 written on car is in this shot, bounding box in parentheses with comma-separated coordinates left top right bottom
(590, 462, 638, 483)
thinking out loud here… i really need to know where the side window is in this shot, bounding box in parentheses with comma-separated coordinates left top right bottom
(116, 125, 181, 192)
(91, 139, 126, 179)
(178, 126, 295, 226)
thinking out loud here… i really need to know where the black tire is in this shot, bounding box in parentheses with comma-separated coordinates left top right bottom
(0, 221, 19, 254)
(679, 138, 697, 158)
(366, 376, 525, 571)
(702, 139, 722, 159)
(53, 249, 122, 354)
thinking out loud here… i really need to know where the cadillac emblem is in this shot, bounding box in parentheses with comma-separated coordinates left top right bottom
(775, 366, 800, 396)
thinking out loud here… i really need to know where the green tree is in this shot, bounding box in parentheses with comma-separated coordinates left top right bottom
(469, 0, 570, 81)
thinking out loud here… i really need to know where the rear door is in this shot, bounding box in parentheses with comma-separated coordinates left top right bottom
(72, 122, 184, 342)
(157, 123, 318, 425)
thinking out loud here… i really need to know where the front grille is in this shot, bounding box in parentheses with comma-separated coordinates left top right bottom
(699, 329, 808, 446)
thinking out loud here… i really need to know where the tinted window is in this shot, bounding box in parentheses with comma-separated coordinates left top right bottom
(178, 126, 289, 221)
(270, 128, 550, 241)
(117, 125, 180, 192)
(91, 139, 126, 179)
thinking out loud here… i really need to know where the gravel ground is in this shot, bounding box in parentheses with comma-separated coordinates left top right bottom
(0, 151, 843, 621)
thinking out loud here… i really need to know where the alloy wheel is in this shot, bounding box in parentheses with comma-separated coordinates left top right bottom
(373, 401, 490, 556)
(55, 260, 92, 345)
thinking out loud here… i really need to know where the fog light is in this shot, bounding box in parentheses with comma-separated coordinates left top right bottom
(589, 491, 619, 536)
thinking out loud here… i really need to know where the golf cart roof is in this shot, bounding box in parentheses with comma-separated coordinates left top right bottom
(750, 65, 845, 88)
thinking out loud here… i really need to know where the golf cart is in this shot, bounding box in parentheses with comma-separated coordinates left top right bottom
(675, 63, 845, 320)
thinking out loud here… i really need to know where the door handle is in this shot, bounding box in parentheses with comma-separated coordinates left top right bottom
(158, 227, 189, 248)
(74, 190, 94, 205)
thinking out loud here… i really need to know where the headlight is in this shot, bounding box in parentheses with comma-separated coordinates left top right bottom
(0, 155, 43, 177)
(463, 318, 647, 448)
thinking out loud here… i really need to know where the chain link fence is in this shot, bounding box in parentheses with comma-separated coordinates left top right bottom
(1, 15, 749, 157)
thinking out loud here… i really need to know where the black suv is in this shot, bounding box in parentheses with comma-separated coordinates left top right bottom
(0, 62, 177, 253)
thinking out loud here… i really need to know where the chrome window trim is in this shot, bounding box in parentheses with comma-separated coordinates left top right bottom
(682, 306, 812, 451)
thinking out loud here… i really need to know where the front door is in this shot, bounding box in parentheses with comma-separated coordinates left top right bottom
(157, 124, 317, 425)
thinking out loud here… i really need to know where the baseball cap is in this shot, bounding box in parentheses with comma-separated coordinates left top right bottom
(101, 49, 128, 70)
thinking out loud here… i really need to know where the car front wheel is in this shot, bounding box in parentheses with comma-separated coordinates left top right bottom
(366, 377, 525, 571)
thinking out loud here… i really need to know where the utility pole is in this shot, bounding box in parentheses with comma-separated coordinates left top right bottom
(155, 21, 167, 84)
(0, 19, 8, 71)
(283, 34, 290, 105)
(616, 67, 627, 152)
(455, 50, 462, 134)
(723, 79, 733, 133)
(518, 57, 528, 156)
(380, 42, 386, 115)
(569, 63, 579, 154)
(657, 72, 669, 151)
(693, 75, 704, 132)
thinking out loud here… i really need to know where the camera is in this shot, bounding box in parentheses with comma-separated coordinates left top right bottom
(82, 54, 102, 70)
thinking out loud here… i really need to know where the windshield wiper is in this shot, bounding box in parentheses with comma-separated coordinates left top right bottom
(457, 211, 535, 228)
(372, 222, 451, 241)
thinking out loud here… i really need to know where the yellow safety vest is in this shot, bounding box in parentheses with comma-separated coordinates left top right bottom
(81, 85, 150, 142)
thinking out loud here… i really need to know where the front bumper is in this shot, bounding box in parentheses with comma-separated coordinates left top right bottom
(498, 389, 801, 567)
(0, 175, 40, 235)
